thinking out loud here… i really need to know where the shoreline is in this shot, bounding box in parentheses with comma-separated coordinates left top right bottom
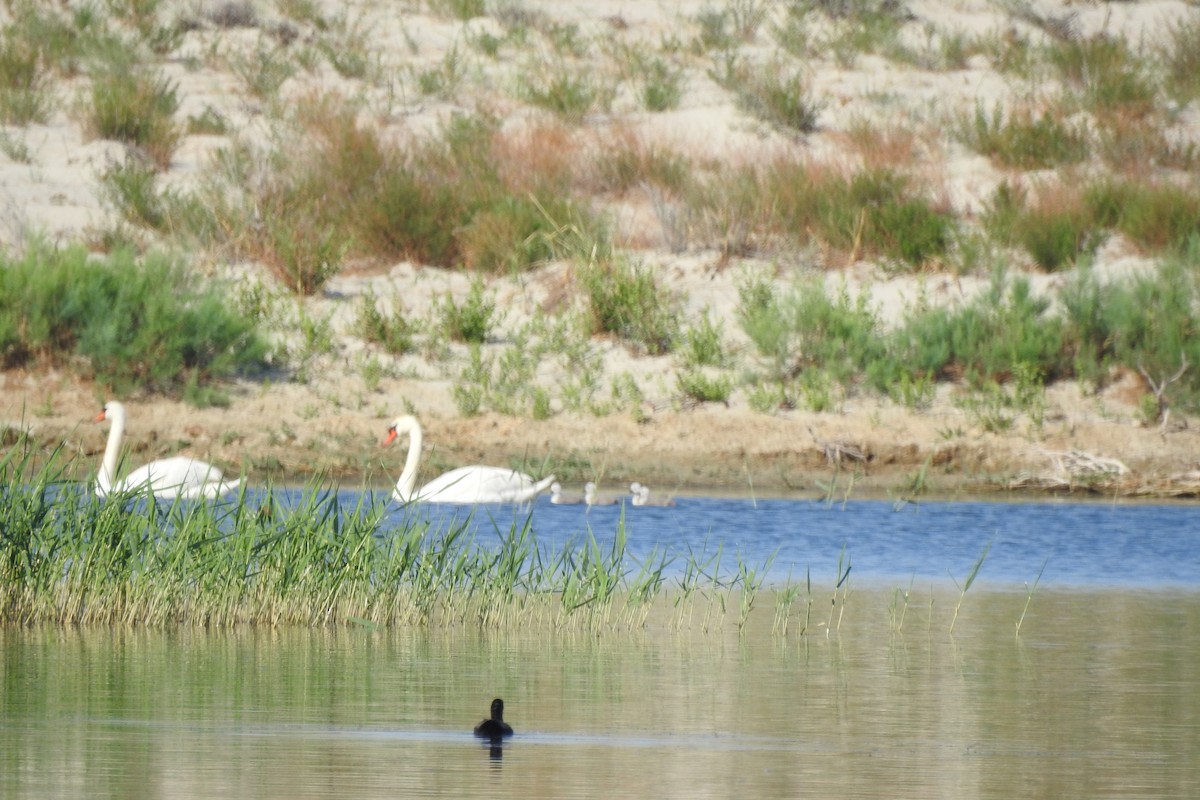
(4, 371, 1199, 502)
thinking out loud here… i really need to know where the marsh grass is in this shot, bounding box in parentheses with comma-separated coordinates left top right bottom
(0, 453, 777, 631)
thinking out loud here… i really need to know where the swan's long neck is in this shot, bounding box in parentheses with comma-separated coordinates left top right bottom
(97, 407, 124, 495)
(392, 419, 423, 503)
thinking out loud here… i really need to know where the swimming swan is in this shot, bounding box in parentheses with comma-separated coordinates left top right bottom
(384, 414, 554, 504)
(631, 482, 675, 507)
(583, 481, 619, 506)
(95, 401, 240, 500)
(550, 482, 585, 505)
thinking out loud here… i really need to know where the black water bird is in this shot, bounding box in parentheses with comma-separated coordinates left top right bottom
(474, 698, 514, 739)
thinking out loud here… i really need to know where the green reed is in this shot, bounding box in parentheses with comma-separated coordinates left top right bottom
(1015, 558, 1047, 638)
(0, 449, 778, 631)
(950, 539, 991, 634)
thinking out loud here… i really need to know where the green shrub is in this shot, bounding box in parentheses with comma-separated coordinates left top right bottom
(680, 309, 727, 368)
(354, 290, 413, 355)
(738, 277, 882, 385)
(439, 278, 497, 344)
(0, 245, 268, 401)
(580, 259, 681, 355)
(876, 274, 1069, 388)
(1060, 250, 1200, 409)
(677, 369, 733, 405)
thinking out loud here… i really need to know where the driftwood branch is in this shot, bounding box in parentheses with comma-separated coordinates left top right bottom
(1138, 356, 1189, 434)
(808, 426, 867, 466)
(1009, 448, 1130, 490)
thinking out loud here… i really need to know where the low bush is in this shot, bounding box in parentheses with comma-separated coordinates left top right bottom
(872, 274, 1070, 389)
(0, 245, 269, 403)
(580, 258, 681, 355)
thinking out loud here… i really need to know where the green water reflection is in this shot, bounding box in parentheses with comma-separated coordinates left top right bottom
(3, 590, 1197, 799)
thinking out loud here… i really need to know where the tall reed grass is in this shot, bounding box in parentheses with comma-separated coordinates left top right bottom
(0, 447, 777, 631)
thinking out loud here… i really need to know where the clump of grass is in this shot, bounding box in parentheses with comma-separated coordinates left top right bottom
(591, 134, 692, 195)
(676, 369, 733, 405)
(518, 63, 612, 123)
(1046, 34, 1157, 119)
(84, 63, 181, 169)
(982, 181, 1104, 271)
(230, 41, 296, 97)
(0, 244, 268, 402)
(1082, 179, 1200, 253)
(714, 57, 823, 135)
(0, 29, 54, 124)
(1161, 14, 1200, 105)
(956, 103, 1089, 169)
(697, 161, 953, 267)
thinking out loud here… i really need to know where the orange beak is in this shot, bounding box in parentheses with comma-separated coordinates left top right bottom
(382, 427, 398, 447)
(94, 409, 107, 422)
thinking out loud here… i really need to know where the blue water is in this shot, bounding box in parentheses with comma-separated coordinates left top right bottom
(280, 490, 1200, 591)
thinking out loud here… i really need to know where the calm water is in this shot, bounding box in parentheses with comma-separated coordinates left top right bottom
(378, 492, 1200, 589)
(4, 497, 1199, 799)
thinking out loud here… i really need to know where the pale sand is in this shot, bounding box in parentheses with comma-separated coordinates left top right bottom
(1, 0, 1198, 497)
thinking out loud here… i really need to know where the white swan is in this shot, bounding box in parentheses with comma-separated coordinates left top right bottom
(583, 481, 619, 506)
(95, 401, 241, 500)
(631, 482, 675, 507)
(549, 482, 584, 505)
(384, 414, 555, 504)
